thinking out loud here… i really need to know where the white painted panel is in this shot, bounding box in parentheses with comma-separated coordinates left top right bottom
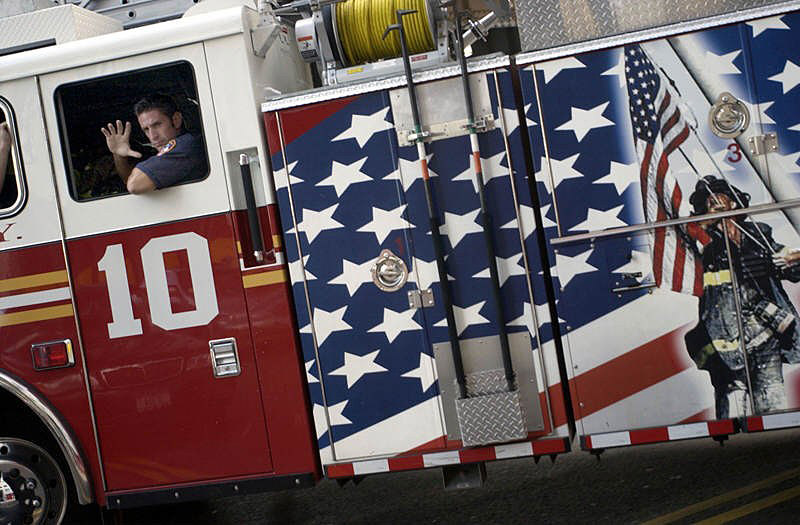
(39, 43, 231, 239)
(352, 459, 390, 475)
(667, 422, 709, 441)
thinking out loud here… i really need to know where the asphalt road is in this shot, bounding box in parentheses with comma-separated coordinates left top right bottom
(76, 427, 800, 524)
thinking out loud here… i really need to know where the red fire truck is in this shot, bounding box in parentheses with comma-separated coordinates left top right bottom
(3, 0, 800, 523)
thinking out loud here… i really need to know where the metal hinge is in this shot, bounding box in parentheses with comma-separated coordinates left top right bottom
(747, 133, 778, 156)
(408, 289, 435, 309)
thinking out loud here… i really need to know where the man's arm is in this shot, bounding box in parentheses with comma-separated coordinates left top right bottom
(101, 120, 155, 194)
(0, 122, 11, 196)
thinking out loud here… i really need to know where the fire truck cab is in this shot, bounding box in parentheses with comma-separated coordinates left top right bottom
(0, 3, 320, 521)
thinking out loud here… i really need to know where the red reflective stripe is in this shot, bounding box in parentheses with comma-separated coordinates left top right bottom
(388, 455, 425, 472)
(533, 438, 568, 455)
(629, 427, 669, 444)
(327, 463, 355, 478)
(708, 419, 735, 435)
(746, 416, 765, 432)
(460, 447, 496, 464)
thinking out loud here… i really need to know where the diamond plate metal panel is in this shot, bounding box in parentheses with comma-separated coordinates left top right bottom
(456, 391, 526, 447)
(516, 0, 791, 52)
(463, 369, 510, 397)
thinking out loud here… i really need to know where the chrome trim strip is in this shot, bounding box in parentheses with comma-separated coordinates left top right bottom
(516, 1, 800, 67)
(0, 371, 92, 505)
(550, 198, 800, 246)
(261, 54, 511, 112)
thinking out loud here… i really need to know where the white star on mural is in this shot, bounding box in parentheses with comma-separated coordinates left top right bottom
(312, 404, 328, 439)
(594, 161, 639, 195)
(501, 203, 549, 237)
(384, 154, 436, 192)
(368, 307, 422, 343)
(509, 302, 535, 336)
(288, 254, 316, 282)
(472, 254, 526, 286)
(313, 306, 351, 346)
(613, 249, 652, 278)
(298, 204, 345, 243)
(434, 301, 490, 336)
(537, 56, 585, 83)
(409, 256, 453, 290)
(357, 204, 413, 244)
(555, 101, 615, 142)
(747, 16, 789, 37)
(439, 208, 483, 249)
(769, 60, 800, 94)
(332, 106, 393, 148)
(554, 249, 597, 288)
(602, 49, 626, 89)
(274, 160, 302, 191)
(328, 257, 374, 296)
(544, 154, 584, 189)
(327, 400, 352, 426)
(769, 150, 800, 173)
(316, 157, 371, 197)
(305, 359, 319, 384)
(452, 150, 509, 192)
(570, 205, 627, 232)
(401, 352, 437, 392)
(751, 100, 776, 125)
(329, 350, 388, 388)
(705, 50, 741, 76)
(502, 103, 537, 135)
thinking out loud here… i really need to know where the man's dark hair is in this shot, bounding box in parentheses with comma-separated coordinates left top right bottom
(689, 175, 751, 215)
(133, 94, 178, 119)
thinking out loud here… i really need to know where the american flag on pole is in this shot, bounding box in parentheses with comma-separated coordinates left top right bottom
(624, 43, 704, 296)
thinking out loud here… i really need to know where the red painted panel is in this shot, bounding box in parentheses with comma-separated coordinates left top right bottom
(326, 463, 354, 478)
(532, 438, 568, 455)
(0, 243, 105, 503)
(745, 416, 764, 432)
(68, 214, 273, 490)
(708, 419, 735, 435)
(240, 256, 319, 477)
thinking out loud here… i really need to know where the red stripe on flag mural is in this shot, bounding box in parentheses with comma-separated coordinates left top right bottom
(388, 455, 425, 472)
(639, 142, 653, 221)
(279, 96, 359, 147)
(570, 325, 694, 418)
(630, 426, 669, 444)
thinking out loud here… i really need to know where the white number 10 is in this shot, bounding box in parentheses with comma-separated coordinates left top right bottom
(98, 232, 220, 339)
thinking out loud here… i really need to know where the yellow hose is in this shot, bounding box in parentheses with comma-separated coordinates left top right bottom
(335, 0, 435, 66)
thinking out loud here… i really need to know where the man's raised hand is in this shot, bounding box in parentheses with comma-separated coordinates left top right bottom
(101, 120, 142, 159)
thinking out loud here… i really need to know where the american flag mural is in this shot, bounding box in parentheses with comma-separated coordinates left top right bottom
(524, 12, 800, 435)
(267, 70, 565, 465)
(624, 44, 702, 296)
(267, 10, 800, 464)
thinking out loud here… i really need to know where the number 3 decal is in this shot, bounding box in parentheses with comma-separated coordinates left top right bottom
(98, 232, 220, 339)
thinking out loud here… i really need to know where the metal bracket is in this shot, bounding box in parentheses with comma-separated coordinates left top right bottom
(408, 289, 435, 309)
(747, 133, 779, 156)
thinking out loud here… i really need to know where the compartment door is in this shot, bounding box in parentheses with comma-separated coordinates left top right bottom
(40, 45, 272, 490)
(272, 92, 445, 461)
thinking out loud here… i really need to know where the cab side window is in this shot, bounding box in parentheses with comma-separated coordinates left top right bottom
(0, 100, 25, 217)
(55, 61, 209, 201)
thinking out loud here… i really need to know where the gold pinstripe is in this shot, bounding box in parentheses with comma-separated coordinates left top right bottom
(0, 270, 68, 293)
(242, 269, 286, 288)
(0, 303, 74, 327)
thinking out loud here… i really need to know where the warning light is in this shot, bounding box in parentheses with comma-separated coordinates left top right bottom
(31, 340, 75, 371)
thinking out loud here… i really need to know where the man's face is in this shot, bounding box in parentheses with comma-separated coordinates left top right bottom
(706, 193, 735, 214)
(136, 109, 182, 150)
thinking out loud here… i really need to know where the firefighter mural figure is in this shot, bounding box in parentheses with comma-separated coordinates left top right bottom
(685, 176, 800, 418)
